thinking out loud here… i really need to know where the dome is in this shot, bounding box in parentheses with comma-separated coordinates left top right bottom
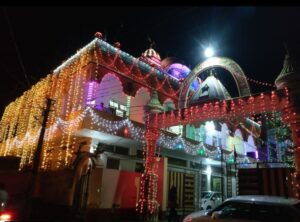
(166, 63, 200, 91)
(167, 63, 191, 79)
(141, 47, 162, 68)
(142, 48, 161, 61)
(190, 75, 231, 103)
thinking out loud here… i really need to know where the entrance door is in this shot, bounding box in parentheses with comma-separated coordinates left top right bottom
(167, 170, 195, 214)
(183, 173, 195, 213)
(211, 176, 221, 192)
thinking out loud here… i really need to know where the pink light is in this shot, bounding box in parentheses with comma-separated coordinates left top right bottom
(86, 81, 96, 105)
(255, 150, 258, 159)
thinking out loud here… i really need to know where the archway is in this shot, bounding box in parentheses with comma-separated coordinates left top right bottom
(130, 87, 150, 123)
(178, 57, 251, 108)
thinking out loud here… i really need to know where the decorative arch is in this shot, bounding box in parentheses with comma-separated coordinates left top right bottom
(246, 135, 256, 152)
(130, 87, 151, 124)
(96, 73, 127, 108)
(178, 57, 251, 108)
(221, 123, 229, 149)
(234, 129, 245, 154)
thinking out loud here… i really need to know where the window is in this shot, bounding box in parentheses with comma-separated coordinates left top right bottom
(135, 162, 144, 173)
(106, 158, 120, 170)
(212, 136, 217, 147)
(165, 125, 183, 135)
(109, 100, 119, 109)
(218, 138, 222, 147)
(190, 162, 201, 169)
(120, 104, 127, 111)
(136, 150, 144, 159)
(116, 109, 124, 117)
(115, 146, 129, 155)
(109, 100, 127, 117)
(216, 202, 252, 220)
(253, 204, 294, 222)
(211, 177, 221, 192)
(168, 157, 187, 167)
(103, 144, 114, 153)
(213, 193, 222, 199)
(201, 191, 213, 199)
(201, 175, 207, 192)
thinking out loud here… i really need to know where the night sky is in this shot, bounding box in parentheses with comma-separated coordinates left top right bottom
(0, 7, 300, 115)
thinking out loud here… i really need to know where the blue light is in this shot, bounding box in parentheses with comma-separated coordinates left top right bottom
(176, 142, 183, 149)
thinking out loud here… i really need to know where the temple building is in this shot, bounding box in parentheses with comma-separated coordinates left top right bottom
(0, 32, 292, 217)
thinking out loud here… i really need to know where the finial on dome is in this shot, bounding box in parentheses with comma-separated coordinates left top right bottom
(284, 42, 290, 57)
(150, 41, 155, 49)
(95, 32, 103, 39)
(141, 38, 162, 67)
(142, 48, 161, 61)
(114, 42, 121, 48)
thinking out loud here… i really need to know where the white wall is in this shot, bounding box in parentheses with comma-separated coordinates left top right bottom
(233, 129, 245, 155)
(100, 169, 120, 208)
(130, 87, 150, 123)
(221, 123, 229, 149)
(95, 73, 127, 108)
(119, 159, 136, 171)
(245, 135, 256, 153)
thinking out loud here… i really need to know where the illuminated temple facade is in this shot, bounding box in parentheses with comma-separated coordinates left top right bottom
(0, 33, 264, 213)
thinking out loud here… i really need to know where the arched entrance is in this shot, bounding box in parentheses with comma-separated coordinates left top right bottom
(138, 51, 300, 218)
(178, 57, 251, 108)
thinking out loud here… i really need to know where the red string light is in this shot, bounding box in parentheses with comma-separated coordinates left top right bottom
(246, 76, 276, 88)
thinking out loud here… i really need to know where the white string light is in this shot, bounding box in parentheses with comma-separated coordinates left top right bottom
(4, 106, 251, 164)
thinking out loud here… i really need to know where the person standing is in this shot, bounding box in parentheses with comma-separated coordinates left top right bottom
(168, 185, 179, 222)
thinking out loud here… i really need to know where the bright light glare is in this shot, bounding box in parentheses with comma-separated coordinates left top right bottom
(205, 121, 215, 134)
(204, 47, 214, 57)
(205, 165, 212, 176)
(0, 213, 11, 221)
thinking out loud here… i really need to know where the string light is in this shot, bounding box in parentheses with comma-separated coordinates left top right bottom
(0, 34, 298, 203)
(246, 76, 276, 88)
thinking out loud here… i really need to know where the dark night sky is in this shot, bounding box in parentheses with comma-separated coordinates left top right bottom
(0, 6, 300, 115)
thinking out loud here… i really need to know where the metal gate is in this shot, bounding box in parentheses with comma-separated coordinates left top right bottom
(167, 170, 196, 215)
(237, 162, 294, 197)
(72, 170, 91, 214)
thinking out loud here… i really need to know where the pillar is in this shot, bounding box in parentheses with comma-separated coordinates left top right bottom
(138, 126, 160, 215)
(137, 90, 164, 220)
(275, 45, 300, 198)
(282, 96, 300, 198)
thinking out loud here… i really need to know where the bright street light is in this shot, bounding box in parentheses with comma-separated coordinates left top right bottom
(205, 165, 212, 176)
(204, 47, 214, 58)
(205, 121, 215, 134)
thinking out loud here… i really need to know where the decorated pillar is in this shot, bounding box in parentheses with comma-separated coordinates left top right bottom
(275, 46, 300, 198)
(137, 90, 164, 219)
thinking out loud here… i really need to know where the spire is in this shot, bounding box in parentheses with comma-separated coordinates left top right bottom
(275, 43, 300, 89)
(141, 40, 162, 68)
(150, 41, 155, 49)
(145, 90, 164, 113)
(142, 48, 161, 61)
